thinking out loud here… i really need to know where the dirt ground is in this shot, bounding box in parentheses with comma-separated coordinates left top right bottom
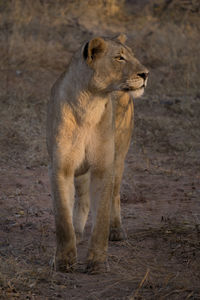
(0, 1, 200, 299)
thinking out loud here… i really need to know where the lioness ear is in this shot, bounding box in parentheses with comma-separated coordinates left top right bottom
(83, 37, 106, 64)
(116, 34, 127, 44)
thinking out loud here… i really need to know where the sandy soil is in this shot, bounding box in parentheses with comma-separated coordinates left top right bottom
(1, 134, 200, 299)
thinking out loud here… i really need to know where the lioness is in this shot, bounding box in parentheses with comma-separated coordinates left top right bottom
(46, 34, 148, 273)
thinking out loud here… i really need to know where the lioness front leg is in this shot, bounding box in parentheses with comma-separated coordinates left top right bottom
(86, 133, 114, 274)
(86, 166, 114, 274)
(50, 168, 77, 272)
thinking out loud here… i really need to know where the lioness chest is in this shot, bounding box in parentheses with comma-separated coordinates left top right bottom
(58, 95, 114, 173)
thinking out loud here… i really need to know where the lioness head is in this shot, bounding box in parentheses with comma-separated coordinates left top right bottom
(83, 34, 149, 98)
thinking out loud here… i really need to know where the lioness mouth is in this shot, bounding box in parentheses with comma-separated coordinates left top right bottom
(122, 85, 144, 92)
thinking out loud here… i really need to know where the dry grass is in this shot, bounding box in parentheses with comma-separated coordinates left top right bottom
(1, 220, 199, 299)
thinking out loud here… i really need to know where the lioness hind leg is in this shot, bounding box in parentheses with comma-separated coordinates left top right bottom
(50, 167, 77, 272)
(109, 160, 127, 241)
(73, 171, 90, 243)
(110, 92, 134, 241)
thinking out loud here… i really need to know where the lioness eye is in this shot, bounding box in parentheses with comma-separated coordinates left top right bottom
(116, 55, 125, 61)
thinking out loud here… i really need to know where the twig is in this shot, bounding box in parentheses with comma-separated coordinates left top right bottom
(129, 268, 150, 299)
(186, 291, 194, 299)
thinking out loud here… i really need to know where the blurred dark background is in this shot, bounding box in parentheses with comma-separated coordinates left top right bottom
(0, 0, 199, 167)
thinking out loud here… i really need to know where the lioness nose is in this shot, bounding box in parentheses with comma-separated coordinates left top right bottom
(138, 72, 149, 80)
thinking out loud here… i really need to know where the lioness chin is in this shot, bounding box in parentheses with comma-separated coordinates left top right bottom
(46, 34, 148, 274)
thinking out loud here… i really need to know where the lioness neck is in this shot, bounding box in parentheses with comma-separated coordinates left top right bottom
(57, 58, 109, 127)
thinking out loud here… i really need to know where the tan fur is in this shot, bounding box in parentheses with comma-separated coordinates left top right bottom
(46, 35, 148, 273)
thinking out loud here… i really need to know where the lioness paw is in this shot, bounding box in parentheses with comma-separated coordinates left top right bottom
(109, 226, 127, 241)
(55, 248, 77, 273)
(85, 260, 110, 275)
